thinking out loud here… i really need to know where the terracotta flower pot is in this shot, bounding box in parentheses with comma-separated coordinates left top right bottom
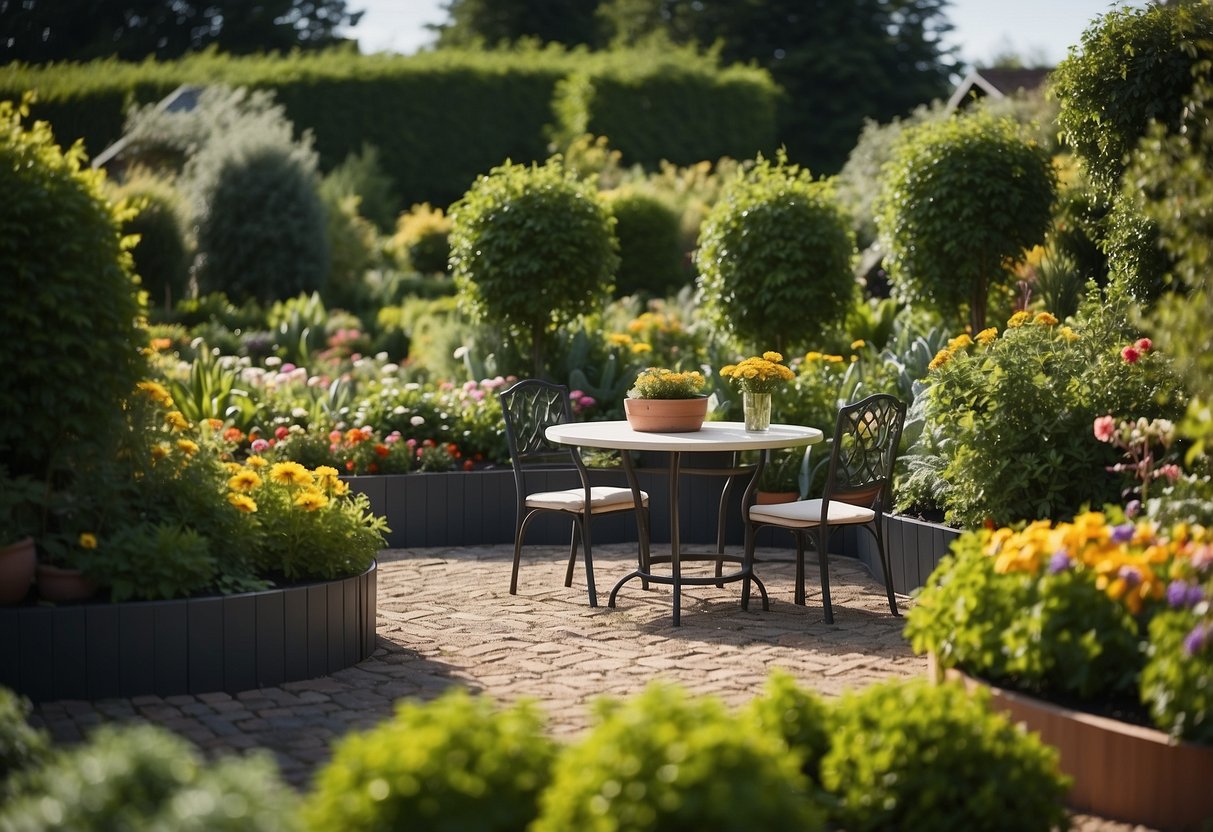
(624, 396, 708, 433)
(0, 537, 36, 605)
(36, 563, 99, 603)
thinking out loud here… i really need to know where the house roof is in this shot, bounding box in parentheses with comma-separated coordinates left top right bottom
(91, 84, 203, 170)
(946, 67, 1053, 111)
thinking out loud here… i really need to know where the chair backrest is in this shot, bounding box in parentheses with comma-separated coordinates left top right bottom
(823, 393, 906, 512)
(498, 379, 582, 470)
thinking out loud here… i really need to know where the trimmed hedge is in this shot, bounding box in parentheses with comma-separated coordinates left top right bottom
(2, 47, 778, 208)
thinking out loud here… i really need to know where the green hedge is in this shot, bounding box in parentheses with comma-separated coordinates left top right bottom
(2, 47, 777, 208)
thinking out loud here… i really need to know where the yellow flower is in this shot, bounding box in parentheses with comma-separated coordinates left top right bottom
(332, 480, 350, 496)
(294, 490, 329, 511)
(78, 532, 97, 549)
(228, 470, 263, 492)
(976, 327, 998, 346)
(762, 351, 783, 362)
(246, 455, 268, 469)
(947, 334, 973, 350)
(176, 439, 199, 456)
(136, 380, 174, 408)
(607, 333, 633, 347)
(850, 339, 866, 350)
(270, 461, 312, 487)
(630, 342, 653, 354)
(928, 348, 953, 371)
(1007, 311, 1031, 328)
(314, 465, 340, 483)
(227, 493, 258, 513)
(824, 354, 845, 363)
(804, 352, 822, 362)
(1034, 311, 1059, 326)
(224, 461, 243, 474)
(151, 444, 169, 462)
(165, 410, 190, 431)
(1059, 326, 1079, 343)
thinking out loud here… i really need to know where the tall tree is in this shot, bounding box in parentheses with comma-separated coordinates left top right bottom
(0, 0, 362, 63)
(432, 0, 600, 48)
(598, 0, 960, 174)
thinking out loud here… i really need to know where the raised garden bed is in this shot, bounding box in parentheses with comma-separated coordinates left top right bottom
(0, 562, 377, 703)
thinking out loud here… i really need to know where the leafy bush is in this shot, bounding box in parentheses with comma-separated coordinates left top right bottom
(85, 522, 217, 603)
(821, 678, 1069, 832)
(321, 193, 379, 314)
(743, 670, 831, 784)
(1143, 608, 1213, 743)
(696, 152, 855, 355)
(450, 156, 618, 375)
(0, 95, 146, 481)
(301, 689, 555, 832)
(876, 112, 1055, 332)
(387, 202, 452, 275)
(0, 689, 48, 797)
(532, 683, 825, 831)
(319, 142, 398, 232)
(110, 169, 191, 312)
(0, 724, 296, 832)
(607, 189, 684, 299)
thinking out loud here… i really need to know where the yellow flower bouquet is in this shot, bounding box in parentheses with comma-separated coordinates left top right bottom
(719, 351, 795, 394)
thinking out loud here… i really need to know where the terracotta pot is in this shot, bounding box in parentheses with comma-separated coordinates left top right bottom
(939, 659, 1213, 830)
(0, 537, 36, 605)
(624, 396, 708, 433)
(755, 490, 798, 504)
(36, 563, 99, 603)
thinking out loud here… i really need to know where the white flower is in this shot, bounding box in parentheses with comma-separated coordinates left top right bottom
(291, 407, 308, 419)
(264, 357, 282, 368)
(410, 415, 425, 427)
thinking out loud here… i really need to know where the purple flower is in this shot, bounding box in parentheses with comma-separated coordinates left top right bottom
(1183, 623, 1210, 657)
(1167, 580, 1205, 609)
(1117, 565, 1142, 588)
(1048, 551, 1072, 574)
(250, 438, 270, 453)
(1110, 523, 1135, 544)
(1126, 500, 1142, 519)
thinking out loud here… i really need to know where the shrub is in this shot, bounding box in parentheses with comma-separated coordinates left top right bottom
(85, 522, 218, 603)
(0, 95, 146, 481)
(696, 151, 855, 355)
(821, 678, 1069, 832)
(1143, 608, 1213, 744)
(876, 112, 1055, 333)
(0, 689, 48, 797)
(0, 724, 296, 832)
(387, 202, 452, 275)
(110, 169, 191, 312)
(606, 189, 685, 299)
(322, 193, 379, 314)
(532, 683, 825, 831)
(301, 689, 555, 832)
(319, 143, 398, 232)
(449, 156, 618, 376)
(743, 670, 831, 784)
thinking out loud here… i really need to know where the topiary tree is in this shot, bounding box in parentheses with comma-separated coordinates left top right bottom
(110, 169, 191, 313)
(821, 679, 1069, 832)
(533, 682, 825, 831)
(1051, 2, 1213, 200)
(607, 188, 685, 299)
(301, 689, 556, 832)
(0, 95, 146, 481)
(449, 156, 618, 376)
(877, 113, 1055, 333)
(696, 152, 855, 355)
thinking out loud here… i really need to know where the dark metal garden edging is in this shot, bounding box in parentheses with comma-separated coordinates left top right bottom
(0, 562, 377, 704)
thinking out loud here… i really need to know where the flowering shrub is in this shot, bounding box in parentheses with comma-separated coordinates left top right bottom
(626, 367, 706, 399)
(908, 510, 1213, 742)
(1093, 414, 1179, 503)
(719, 351, 795, 394)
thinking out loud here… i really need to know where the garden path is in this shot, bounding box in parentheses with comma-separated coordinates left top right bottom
(30, 544, 1146, 830)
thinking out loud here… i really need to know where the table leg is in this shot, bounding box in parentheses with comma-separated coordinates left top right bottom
(619, 449, 650, 590)
(669, 450, 682, 627)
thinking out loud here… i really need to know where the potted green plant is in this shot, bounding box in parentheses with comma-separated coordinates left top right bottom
(623, 367, 708, 432)
(756, 448, 803, 503)
(719, 351, 795, 431)
(0, 468, 41, 605)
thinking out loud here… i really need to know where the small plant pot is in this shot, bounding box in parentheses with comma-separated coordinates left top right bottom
(624, 396, 708, 433)
(36, 563, 99, 603)
(0, 537, 36, 605)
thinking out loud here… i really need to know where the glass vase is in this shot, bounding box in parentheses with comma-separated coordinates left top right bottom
(743, 391, 772, 432)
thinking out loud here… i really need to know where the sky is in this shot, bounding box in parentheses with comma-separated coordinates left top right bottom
(344, 0, 1148, 68)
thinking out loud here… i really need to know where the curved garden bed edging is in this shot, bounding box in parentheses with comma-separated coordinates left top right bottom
(946, 665, 1213, 830)
(0, 562, 377, 703)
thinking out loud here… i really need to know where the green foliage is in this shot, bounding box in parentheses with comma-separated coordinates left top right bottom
(322, 193, 380, 314)
(904, 291, 1183, 527)
(877, 112, 1056, 332)
(0, 724, 296, 832)
(905, 532, 1141, 699)
(0, 689, 48, 798)
(743, 670, 831, 784)
(0, 96, 147, 481)
(1051, 2, 1213, 198)
(190, 129, 329, 304)
(1101, 199, 1172, 304)
(449, 156, 618, 375)
(696, 152, 856, 355)
(387, 203, 452, 275)
(86, 522, 218, 603)
(606, 189, 684, 299)
(301, 689, 556, 832)
(110, 169, 192, 312)
(1142, 609, 1213, 743)
(821, 678, 1069, 832)
(319, 143, 398, 232)
(532, 683, 825, 831)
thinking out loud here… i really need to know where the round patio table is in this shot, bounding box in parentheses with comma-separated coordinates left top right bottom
(546, 421, 823, 625)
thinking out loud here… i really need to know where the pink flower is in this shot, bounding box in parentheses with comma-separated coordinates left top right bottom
(1135, 338, 1152, 353)
(579, 395, 596, 409)
(250, 438, 269, 453)
(281, 363, 296, 373)
(386, 431, 401, 444)
(1156, 464, 1181, 482)
(1093, 415, 1116, 443)
(359, 425, 374, 439)
(275, 426, 289, 440)
(1121, 346, 1141, 364)
(329, 430, 342, 443)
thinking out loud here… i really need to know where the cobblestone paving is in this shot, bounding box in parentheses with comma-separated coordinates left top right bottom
(29, 543, 1147, 829)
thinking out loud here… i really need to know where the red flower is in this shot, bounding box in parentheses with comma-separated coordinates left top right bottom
(1121, 346, 1141, 364)
(374, 443, 390, 457)
(368, 463, 379, 474)
(224, 427, 244, 443)
(463, 459, 475, 471)
(1135, 337, 1152, 353)
(345, 460, 356, 471)
(275, 426, 289, 440)
(983, 517, 996, 530)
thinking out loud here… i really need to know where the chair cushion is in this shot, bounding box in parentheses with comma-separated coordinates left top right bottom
(748, 498, 875, 528)
(526, 486, 648, 514)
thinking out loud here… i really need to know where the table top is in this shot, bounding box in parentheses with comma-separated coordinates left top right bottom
(546, 420, 823, 452)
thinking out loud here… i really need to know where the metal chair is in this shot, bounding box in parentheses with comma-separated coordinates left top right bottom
(498, 379, 649, 607)
(744, 393, 906, 623)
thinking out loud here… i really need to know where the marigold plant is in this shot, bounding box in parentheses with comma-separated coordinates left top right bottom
(627, 367, 706, 399)
(719, 351, 795, 394)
